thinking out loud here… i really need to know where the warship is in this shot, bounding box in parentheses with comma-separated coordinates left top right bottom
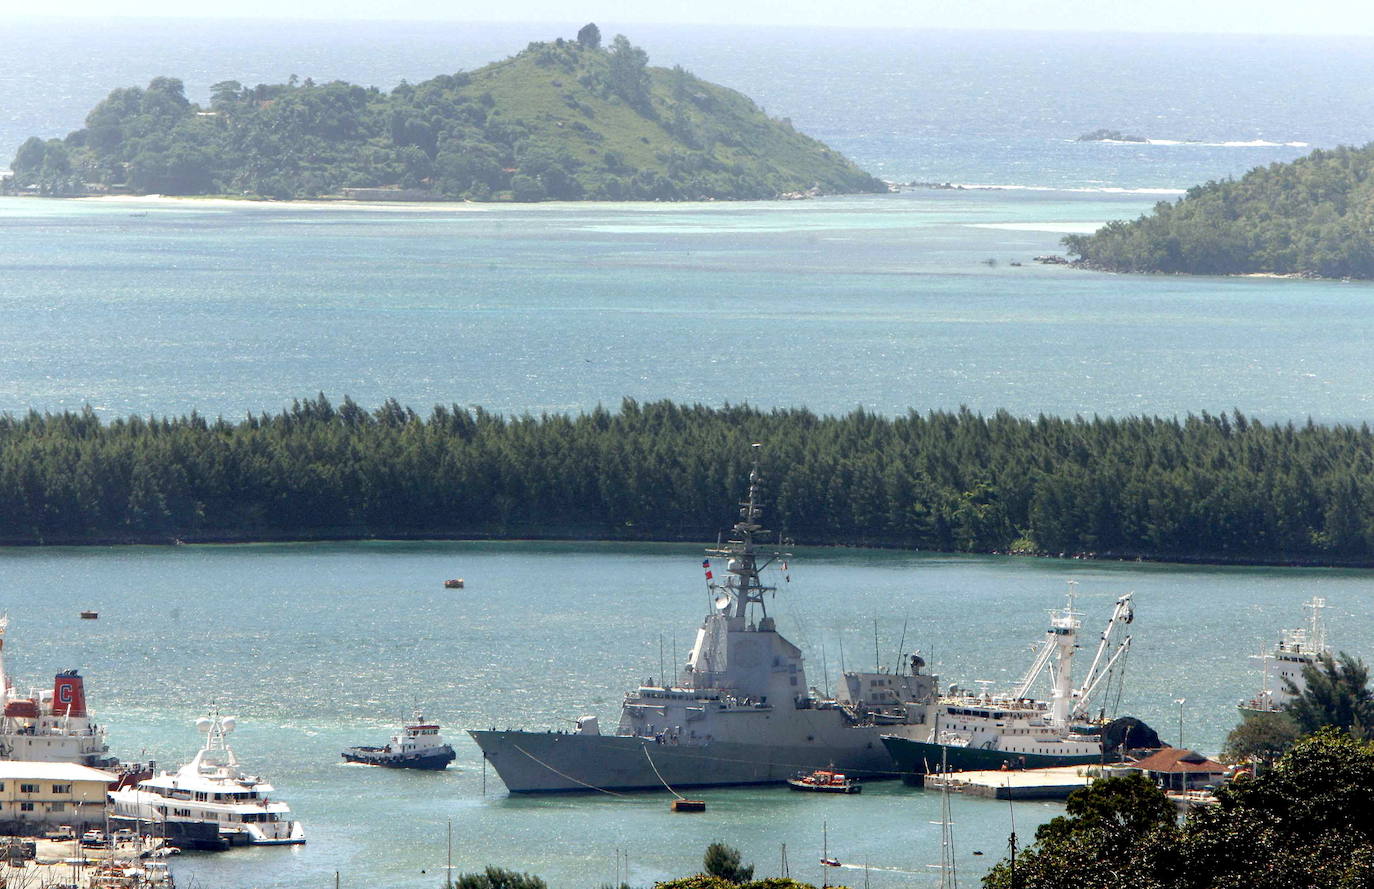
(882, 584, 1158, 775)
(470, 452, 939, 793)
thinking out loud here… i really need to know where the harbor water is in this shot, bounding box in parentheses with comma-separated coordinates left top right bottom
(2, 542, 1370, 888)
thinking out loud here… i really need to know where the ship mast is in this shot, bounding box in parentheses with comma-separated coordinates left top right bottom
(1046, 583, 1082, 727)
(1304, 596, 1327, 654)
(0, 614, 8, 700)
(706, 446, 782, 627)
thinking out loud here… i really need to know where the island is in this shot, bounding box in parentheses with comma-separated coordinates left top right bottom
(3, 25, 886, 202)
(1063, 143, 1374, 278)
(1076, 128, 1148, 142)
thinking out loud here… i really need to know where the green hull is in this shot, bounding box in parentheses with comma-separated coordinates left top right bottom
(881, 735, 1103, 776)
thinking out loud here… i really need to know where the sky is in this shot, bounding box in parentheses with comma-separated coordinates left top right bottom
(17, 0, 1374, 34)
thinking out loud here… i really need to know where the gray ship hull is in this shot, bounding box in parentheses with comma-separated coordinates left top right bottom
(470, 724, 926, 793)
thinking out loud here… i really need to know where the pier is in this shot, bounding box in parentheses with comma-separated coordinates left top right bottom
(923, 765, 1098, 800)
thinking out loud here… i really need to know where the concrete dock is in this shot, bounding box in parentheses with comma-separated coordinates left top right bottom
(923, 765, 1098, 800)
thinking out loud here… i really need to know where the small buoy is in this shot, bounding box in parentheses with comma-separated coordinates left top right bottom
(671, 799, 706, 812)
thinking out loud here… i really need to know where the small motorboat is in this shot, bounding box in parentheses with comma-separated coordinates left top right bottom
(80, 611, 99, 620)
(443, 579, 464, 589)
(343, 712, 456, 770)
(820, 857, 842, 867)
(787, 767, 861, 794)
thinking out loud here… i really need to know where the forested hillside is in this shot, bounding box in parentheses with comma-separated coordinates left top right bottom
(1063, 144, 1374, 278)
(3, 397, 1373, 565)
(5, 27, 884, 201)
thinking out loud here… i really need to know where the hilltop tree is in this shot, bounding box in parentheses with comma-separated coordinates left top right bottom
(607, 34, 652, 111)
(576, 22, 601, 49)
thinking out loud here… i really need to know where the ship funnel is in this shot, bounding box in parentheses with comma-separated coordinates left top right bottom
(52, 670, 87, 718)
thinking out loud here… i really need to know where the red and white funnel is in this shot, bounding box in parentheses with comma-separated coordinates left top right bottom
(52, 671, 87, 718)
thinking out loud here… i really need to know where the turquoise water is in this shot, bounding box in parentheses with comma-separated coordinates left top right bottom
(4, 190, 1374, 424)
(0, 542, 1369, 888)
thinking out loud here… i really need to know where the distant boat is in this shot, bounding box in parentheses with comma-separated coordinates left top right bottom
(80, 611, 98, 620)
(1239, 596, 1327, 716)
(787, 767, 861, 794)
(342, 712, 456, 770)
(443, 579, 464, 589)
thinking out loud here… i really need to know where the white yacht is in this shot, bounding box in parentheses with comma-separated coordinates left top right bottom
(1239, 597, 1328, 715)
(109, 712, 304, 847)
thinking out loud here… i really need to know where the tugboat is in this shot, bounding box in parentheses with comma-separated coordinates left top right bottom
(0, 616, 118, 767)
(882, 584, 1157, 775)
(342, 713, 457, 770)
(787, 767, 862, 794)
(109, 712, 305, 847)
(1239, 597, 1328, 716)
(470, 447, 941, 793)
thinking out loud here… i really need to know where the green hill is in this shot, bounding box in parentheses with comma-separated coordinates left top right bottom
(6, 28, 886, 202)
(1063, 143, 1374, 278)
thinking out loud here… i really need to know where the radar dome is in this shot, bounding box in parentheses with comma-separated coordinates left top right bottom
(222, 716, 237, 733)
(195, 717, 213, 733)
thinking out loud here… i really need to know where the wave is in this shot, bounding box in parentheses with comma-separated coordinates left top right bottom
(944, 183, 1186, 196)
(967, 221, 1106, 234)
(1072, 138, 1310, 148)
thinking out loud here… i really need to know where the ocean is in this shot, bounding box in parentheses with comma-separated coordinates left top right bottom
(2, 19, 1374, 889)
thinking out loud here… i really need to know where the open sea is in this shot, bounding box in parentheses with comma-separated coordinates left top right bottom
(3, 19, 1374, 889)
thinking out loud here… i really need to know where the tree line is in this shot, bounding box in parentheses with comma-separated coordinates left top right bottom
(1063, 143, 1374, 278)
(2, 396, 1374, 563)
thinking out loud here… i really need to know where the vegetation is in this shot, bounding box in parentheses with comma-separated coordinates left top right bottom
(7, 397, 1374, 562)
(1063, 143, 1374, 277)
(1223, 710, 1300, 768)
(1225, 650, 1371, 770)
(1284, 652, 1374, 739)
(657, 879, 829, 889)
(1076, 129, 1146, 142)
(703, 844, 754, 884)
(448, 868, 547, 889)
(983, 731, 1374, 889)
(5, 27, 884, 202)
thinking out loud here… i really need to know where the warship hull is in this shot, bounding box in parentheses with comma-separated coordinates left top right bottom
(471, 725, 927, 793)
(881, 735, 1103, 777)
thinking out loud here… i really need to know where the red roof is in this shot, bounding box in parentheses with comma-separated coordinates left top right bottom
(1129, 747, 1224, 774)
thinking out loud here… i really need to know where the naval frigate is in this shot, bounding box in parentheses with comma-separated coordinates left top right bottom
(469, 454, 939, 793)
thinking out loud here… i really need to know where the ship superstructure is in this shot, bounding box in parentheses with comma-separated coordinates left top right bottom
(0, 616, 116, 768)
(883, 584, 1141, 774)
(1240, 596, 1328, 715)
(470, 452, 939, 793)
